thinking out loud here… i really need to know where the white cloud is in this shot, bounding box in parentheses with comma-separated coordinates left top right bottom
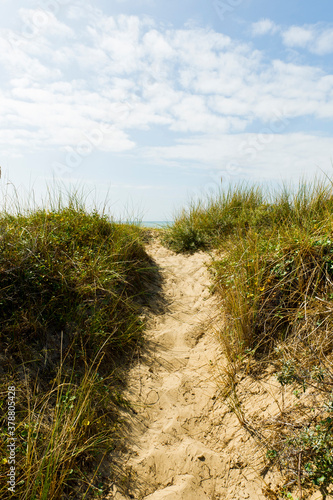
(0, 5, 332, 178)
(282, 24, 333, 55)
(251, 20, 333, 56)
(141, 133, 333, 183)
(282, 26, 315, 48)
(252, 19, 279, 36)
(314, 29, 333, 55)
(18, 8, 75, 39)
(143, 29, 174, 60)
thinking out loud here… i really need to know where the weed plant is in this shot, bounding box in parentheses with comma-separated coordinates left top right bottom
(164, 179, 333, 495)
(0, 188, 154, 499)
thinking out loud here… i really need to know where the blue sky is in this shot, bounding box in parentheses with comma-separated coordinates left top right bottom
(0, 0, 333, 220)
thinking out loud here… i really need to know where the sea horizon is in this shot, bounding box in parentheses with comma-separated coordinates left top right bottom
(140, 221, 173, 228)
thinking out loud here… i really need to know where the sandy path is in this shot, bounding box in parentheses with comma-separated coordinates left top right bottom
(107, 240, 269, 500)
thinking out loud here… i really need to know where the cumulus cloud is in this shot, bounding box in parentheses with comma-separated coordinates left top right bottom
(312, 28, 333, 55)
(282, 26, 315, 48)
(18, 8, 75, 38)
(282, 24, 333, 55)
(251, 19, 333, 56)
(251, 19, 279, 36)
(0, 4, 332, 178)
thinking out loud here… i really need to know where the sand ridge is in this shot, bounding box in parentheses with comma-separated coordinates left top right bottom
(106, 239, 277, 500)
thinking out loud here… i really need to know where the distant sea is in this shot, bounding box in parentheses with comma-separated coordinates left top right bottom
(141, 221, 172, 228)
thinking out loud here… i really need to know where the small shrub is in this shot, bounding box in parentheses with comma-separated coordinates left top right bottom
(162, 221, 208, 252)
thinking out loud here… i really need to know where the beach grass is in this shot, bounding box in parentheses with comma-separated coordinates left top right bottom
(0, 186, 154, 499)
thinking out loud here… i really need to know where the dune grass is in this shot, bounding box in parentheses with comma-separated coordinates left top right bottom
(163, 180, 333, 252)
(0, 188, 154, 499)
(164, 179, 333, 495)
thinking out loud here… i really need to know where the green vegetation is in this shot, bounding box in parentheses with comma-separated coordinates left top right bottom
(164, 179, 333, 496)
(0, 189, 154, 499)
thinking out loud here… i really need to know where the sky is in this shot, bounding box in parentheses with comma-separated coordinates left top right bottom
(0, 0, 333, 220)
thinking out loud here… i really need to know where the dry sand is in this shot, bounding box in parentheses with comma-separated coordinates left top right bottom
(105, 239, 322, 500)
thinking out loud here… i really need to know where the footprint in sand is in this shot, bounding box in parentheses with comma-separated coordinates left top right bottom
(105, 239, 276, 500)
